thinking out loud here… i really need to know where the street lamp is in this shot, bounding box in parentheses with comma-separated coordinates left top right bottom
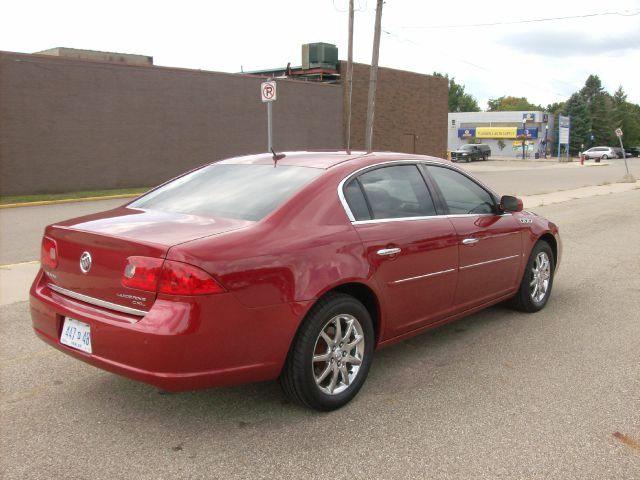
(544, 124, 549, 159)
(522, 118, 526, 160)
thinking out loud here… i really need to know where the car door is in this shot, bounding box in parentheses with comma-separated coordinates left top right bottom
(341, 163, 459, 338)
(424, 165, 523, 310)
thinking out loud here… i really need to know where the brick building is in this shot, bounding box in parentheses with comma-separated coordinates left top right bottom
(0, 46, 447, 196)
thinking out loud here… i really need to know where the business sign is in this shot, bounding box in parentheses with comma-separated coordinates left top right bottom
(512, 140, 535, 146)
(559, 115, 570, 144)
(475, 127, 516, 138)
(457, 128, 476, 138)
(516, 127, 538, 139)
(522, 112, 535, 122)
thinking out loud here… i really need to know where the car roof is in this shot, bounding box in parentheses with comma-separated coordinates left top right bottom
(218, 151, 449, 169)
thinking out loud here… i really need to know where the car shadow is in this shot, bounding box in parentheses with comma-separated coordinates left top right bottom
(82, 301, 528, 427)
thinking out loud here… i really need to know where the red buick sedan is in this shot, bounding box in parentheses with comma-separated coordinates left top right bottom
(31, 151, 560, 410)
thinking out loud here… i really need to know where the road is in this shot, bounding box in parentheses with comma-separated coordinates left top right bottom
(1, 190, 639, 479)
(0, 158, 638, 265)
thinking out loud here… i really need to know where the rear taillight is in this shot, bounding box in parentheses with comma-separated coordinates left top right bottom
(121, 256, 164, 291)
(41, 237, 58, 269)
(159, 260, 225, 295)
(121, 257, 225, 295)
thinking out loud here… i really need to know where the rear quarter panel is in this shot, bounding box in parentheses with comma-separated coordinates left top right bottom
(165, 171, 379, 308)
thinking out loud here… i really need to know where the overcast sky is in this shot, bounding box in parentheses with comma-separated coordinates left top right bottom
(2, 0, 639, 109)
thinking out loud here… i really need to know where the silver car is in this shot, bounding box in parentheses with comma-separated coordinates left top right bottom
(583, 146, 616, 161)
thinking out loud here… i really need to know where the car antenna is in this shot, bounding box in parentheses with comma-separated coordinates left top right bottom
(271, 148, 286, 166)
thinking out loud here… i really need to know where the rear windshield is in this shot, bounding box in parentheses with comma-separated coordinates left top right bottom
(130, 164, 322, 221)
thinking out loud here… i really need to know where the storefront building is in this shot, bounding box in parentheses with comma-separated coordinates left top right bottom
(447, 111, 555, 158)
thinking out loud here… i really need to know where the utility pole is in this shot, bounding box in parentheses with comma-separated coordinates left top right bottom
(364, 0, 383, 152)
(345, 0, 355, 153)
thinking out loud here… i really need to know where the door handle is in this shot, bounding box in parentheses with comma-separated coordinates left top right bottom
(462, 238, 479, 246)
(377, 247, 401, 256)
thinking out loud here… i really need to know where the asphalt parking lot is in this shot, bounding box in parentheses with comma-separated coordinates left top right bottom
(1, 187, 639, 479)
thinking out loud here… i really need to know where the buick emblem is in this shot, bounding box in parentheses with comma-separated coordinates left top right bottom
(79, 251, 92, 273)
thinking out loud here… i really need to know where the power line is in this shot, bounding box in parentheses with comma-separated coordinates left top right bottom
(394, 10, 640, 29)
(381, 29, 573, 101)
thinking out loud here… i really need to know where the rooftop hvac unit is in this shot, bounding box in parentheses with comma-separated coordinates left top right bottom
(301, 43, 338, 69)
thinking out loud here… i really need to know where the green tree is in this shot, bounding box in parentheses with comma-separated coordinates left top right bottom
(579, 75, 614, 145)
(432, 72, 480, 112)
(546, 101, 565, 116)
(487, 96, 542, 112)
(564, 93, 591, 154)
(612, 86, 640, 146)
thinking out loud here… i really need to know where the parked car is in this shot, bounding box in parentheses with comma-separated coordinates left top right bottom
(612, 147, 633, 158)
(625, 146, 640, 157)
(451, 144, 491, 162)
(31, 151, 561, 411)
(583, 146, 616, 161)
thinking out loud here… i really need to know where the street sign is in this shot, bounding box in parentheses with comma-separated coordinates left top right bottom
(261, 81, 277, 102)
(615, 128, 623, 137)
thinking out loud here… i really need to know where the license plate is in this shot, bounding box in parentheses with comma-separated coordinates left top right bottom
(60, 317, 92, 354)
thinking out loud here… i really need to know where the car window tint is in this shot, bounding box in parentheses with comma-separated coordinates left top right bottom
(130, 164, 322, 221)
(427, 166, 495, 215)
(344, 179, 372, 221)
(357, 165, 436, 219)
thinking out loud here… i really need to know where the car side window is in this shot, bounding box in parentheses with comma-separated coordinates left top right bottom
(355, 165, 437, 220)
(427, 166, 495, 215)
(343, 179, 372, 221)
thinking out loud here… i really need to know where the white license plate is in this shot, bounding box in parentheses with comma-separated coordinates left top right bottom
(60, 317, 92, 354)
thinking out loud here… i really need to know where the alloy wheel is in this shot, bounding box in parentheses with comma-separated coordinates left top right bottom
(312, 314, 365, 395)
(530, 251, 551, 304)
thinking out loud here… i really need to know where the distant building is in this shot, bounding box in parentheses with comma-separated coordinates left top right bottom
(448, 111, 555, 158)
(36, 47, 153, 66)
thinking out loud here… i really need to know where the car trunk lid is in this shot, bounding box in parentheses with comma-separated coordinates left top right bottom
(43, 207, 252, 314)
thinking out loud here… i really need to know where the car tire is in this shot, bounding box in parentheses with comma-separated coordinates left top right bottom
(509, 240, 555, 313)
(601, 154, 608, 160)
(279, 293, 374, 411)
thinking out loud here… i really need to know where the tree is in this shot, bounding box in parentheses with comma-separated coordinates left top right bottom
(612, 86, 640, 146)
(432, 72, 480, 112)
(579, 75, 614, 145)
(564, 93, 591, 154)
(487, 96, 542, 112)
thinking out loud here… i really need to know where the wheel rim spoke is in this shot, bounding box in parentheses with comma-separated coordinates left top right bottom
(328, 366, 339, 393)
(315, 363, 332, 384)
(313, 352, 330, 363)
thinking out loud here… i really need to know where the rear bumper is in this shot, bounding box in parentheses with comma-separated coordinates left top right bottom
(30, 270, 307, 391)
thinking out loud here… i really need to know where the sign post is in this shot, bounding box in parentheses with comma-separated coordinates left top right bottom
(261, 80, 277, 152)
(615, 128, 631, 177)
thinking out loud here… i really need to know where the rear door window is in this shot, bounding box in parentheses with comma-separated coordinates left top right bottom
(351, 165, 437, 220)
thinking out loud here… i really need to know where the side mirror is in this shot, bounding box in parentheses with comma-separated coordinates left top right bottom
(500, 195, 523, 212)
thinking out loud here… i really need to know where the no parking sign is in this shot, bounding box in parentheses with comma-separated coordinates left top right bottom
(261, 81, 277, 102)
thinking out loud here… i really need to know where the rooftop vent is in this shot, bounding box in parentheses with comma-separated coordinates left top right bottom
(301, 43, 338, 70)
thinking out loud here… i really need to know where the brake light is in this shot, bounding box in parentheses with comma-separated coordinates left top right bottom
(121, 257, 225, 295)
(41, 237, 58, 269)
(159, 260, 225, 295)
(121, 256, 163, 291)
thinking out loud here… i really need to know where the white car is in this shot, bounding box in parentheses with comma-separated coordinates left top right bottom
(583, 146, 616, 161)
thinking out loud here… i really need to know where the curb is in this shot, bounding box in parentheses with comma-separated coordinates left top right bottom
(0, 193, 140, 209)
